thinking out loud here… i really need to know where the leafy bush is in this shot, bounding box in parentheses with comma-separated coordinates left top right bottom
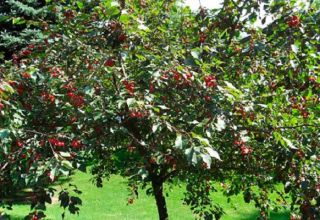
(0, 0, 319, 219)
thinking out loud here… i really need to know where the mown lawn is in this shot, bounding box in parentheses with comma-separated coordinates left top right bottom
(4, 172, 289, 220)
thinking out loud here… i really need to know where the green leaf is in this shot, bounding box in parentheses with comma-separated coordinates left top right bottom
(2, 83, 14, 94)
(215, 116, 226, 131)
(138, 168, 148, 180)
(201, 154, 212, 168)
(60, 152, 71, 158)
(12, 17, 25, 25)
(126, 98, 136, 107)
(191, 49, 200, 60)
(282, 137, 297, 149)
(76, 1, 84, 9)
(152, 123, 160, 133)
(192, 133, 210, 147)
(174, 134, 183, 149)
(61, 160, 73, 169)
(0, 129, 10, 139)
(205, 147, 221, 161)
(119, 14, 130, 24)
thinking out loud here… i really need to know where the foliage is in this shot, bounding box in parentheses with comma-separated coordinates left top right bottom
(0, 0, 319, 219)
(0, 0, 50, 61)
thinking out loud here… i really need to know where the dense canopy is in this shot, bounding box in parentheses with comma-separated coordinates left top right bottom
(0, 0, 319, 219)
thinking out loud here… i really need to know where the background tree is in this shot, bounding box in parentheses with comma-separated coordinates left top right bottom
(0, 0, 319, 219)
(0, 0, 50, 61)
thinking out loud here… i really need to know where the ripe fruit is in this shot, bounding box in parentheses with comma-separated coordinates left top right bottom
(118, 33, 127, 42)
(67, 92, 85, 107)
(185, 72, 193, 80)
(21, 49, 31, 56)
(199, 32, 206, 43)
(21, 72, 31, 79)
(240, 145, 252, 155)
(64, 10, 74, 20)
(41, 92, 55, 103)
(127, 144, 136, 153)
(288, 15, 300, 28)
(148, 157, 157, 164)
(149, 82, 155, 93)
(71, 139, 82, 149)
(233, 140, 242, 146)
(204, 75, 217, 88)
(308, 76, 316, 82)
(16, 140, 24, 148)
(123, 80, 135, 95)
(49, 66, 63, 78)
(0, 102, 4, 111)
(104, 59, 115, 67)
(173, 71, 181, 81)
(301, 110, 309, 119)
(48, 138, 65, 147)
(129, 110, 143, 118)
(204, 95, 211, 102)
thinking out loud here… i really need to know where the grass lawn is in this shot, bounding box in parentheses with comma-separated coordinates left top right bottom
(4, 171, 290, 220)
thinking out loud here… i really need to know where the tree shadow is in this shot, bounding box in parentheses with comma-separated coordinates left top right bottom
(4, 215, 55, 220)
(229, 210, 290, 220)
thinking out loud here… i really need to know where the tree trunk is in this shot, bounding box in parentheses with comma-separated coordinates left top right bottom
(152, 180, 168, 220)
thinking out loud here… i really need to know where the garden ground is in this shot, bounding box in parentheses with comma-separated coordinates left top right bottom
(4, 172, 290, 220)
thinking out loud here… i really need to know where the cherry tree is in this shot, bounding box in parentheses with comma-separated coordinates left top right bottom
(0, 0, 319, 219)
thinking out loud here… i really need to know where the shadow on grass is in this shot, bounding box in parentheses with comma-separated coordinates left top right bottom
(230, 210, 290, 220)
(7, 215, 55, 220)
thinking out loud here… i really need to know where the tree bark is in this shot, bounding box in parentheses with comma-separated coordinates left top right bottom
(152, 179, 168, 220)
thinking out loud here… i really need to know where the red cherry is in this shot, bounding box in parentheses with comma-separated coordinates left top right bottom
(71, 139, 82, 149)
(28, 44, 35, 50)
(199, 33, 206, 43)
(173, 72, 181, 81)
(104, 59, 115, 67)
(160, 73, 169, 80)
(67, 93, 85, 107)
(12, 53, 20, 64)
(185, 72, 193, 79)
(39, 140, 46, 147)
(118, 33, 127, 42)
(301, 110, 309, 119)
(49, 66, 63, 78)
(21, 72, 31, 79)
(149, 82, 155, 93)
(240, 145, 252, 155)
(16, 141, 24, 148)
(57, 141, 65, 147)
(148, 158, 157, 164)
(288, 15, 300, 27)
(21, 50, 31, 56)
(17, 84, 25, 96)
(204, 75, 217, 88)
(123, 81, 135, 95)
(201, 162, 208, 169)
(309, 76, 316, 82)
(127, 144, 136, 153)
(162, 96, 167, 102)
(233, 140, 241, 146)
(204, 95, 211, 102)
(64, 10, 74, 20)
(0, 102, 4, 111)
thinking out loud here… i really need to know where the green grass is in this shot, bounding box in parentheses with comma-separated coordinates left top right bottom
(4, 172, 289, 220)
